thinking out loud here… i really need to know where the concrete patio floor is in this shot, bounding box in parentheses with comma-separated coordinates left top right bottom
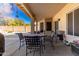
(11, 39, 75, 56)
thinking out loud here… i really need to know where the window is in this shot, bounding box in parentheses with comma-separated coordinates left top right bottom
(67, 12, 73, 35)
(40, 22, 44, 32)
(74, 9, 79, 36)
(55, 21, 59, 32)
(46, 22, 52, 31)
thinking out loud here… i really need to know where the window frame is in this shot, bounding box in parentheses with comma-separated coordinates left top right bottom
(67, 12, 74, 35)
(67, 7, 79, 36)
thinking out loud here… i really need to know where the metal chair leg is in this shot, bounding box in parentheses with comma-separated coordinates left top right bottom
(19, 41, 21, 50)
(39, 46, 42, 56)
(33, 50, 36, 56)
(26, 47, 27, 56)
(41, 46, 44, 54)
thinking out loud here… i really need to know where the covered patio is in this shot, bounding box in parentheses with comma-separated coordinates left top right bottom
(1, 3, 79, 56)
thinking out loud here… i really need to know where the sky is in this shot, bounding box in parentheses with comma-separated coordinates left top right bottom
(0, 3, 31, 24)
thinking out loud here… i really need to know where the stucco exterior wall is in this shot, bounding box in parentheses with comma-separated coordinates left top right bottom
(53, 3, 79, 33)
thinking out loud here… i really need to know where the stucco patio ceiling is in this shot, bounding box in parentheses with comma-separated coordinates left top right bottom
(16, 3, 67, 19)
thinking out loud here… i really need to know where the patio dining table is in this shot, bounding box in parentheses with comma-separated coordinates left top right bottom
(23, 33, 46, 37)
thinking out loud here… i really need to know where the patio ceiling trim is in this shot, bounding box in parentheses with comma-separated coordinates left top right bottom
(16, 3, 34, 19)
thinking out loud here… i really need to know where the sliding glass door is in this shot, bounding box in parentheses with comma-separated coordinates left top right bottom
(67, 12, 73, 35)
(74, 8, 79, 36)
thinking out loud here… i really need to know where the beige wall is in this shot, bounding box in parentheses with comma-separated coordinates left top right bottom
(53, 3, 79, 34)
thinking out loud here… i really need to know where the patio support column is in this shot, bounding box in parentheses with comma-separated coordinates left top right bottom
(31, 18, 35, 33)
(36, 20, 38, 32)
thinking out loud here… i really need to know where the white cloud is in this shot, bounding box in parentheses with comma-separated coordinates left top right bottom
(0, 3, 12, 17)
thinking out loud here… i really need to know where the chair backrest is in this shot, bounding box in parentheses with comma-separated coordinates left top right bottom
(16, 33, 24, 40)
(25, 36, 42, 47)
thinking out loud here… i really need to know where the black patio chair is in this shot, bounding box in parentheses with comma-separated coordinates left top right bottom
(24, 36, 44, 56)
(0, 33, 5, 56)
(16, 33, 25, 49)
